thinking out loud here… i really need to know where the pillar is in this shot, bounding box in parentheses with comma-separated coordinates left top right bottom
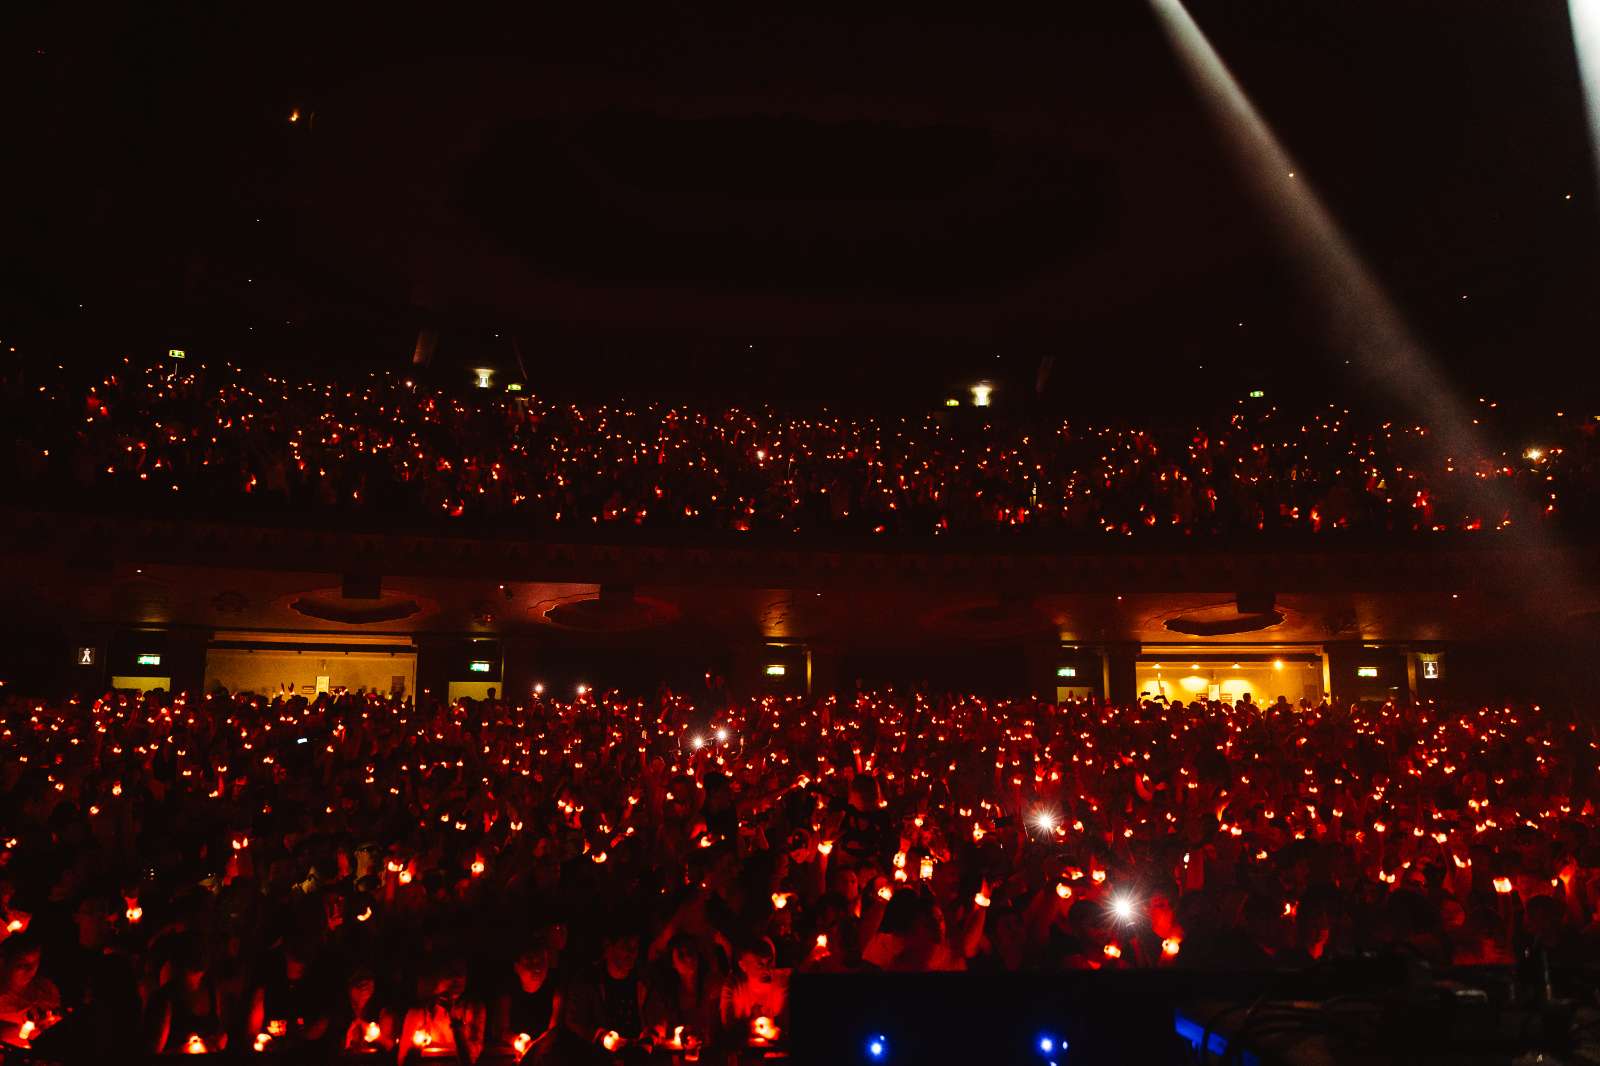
(1104, 642, 1140, 705)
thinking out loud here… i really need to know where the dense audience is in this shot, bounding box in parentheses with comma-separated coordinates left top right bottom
(0, 684, 1593, 1061)
(3, 355, 1591, 535)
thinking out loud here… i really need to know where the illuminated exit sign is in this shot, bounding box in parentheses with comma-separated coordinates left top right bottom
(468, 660, 493, 674)
(167, 348, 186, 360)
(136, 653, 162, 667)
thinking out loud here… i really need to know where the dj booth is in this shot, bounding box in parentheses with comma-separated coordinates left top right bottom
(789, 958, 1600, 1065)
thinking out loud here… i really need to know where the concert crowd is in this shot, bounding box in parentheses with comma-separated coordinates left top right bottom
(3, 356, 1590, 536)
(0, 684, 1592, 1062)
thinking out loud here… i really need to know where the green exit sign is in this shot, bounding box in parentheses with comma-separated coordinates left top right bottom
(468, 660, 492, 674)
(136, 653, 162, 667)
(167, 349, 186, 360)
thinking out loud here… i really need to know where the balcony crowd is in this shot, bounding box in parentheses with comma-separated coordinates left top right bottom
(4, 357, 1590, 537)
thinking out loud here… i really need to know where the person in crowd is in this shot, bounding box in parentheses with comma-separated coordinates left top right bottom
(491, 939, 563, 1063)
(247, 937, 332, 1054)
(642, 933, 723, 1054)
(335, 965, 396, 1056)
(564, 929, 647, 1061)
(30, 894, 140, 1059)
(146, 935, 227, 1055)
(720, 933, 788, 1039)
(0, 934, 59, 1049)
(399, 957, 486, 1064)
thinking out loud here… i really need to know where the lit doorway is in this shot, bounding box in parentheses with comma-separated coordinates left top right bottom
(1136, 649, 1324, 706)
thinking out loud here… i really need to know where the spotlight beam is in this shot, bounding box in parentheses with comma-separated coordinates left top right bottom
(1571, 0, 1600, 196)
(1146, 0, 1571, 607)
(1145, 0, 1463, 440)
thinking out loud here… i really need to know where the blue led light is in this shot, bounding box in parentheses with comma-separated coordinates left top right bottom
(1037, 1033, 1067, 1058)
(866, 1035, 888, 1060)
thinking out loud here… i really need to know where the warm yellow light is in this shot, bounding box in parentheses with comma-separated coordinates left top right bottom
(1273, 659, 1284, 670)
(1179, 675, 1209, 693)
(1525, 447, 1544, 462)
(473, 368, 493, 389)
(970, 383, 993, 407)
(765, 664, 786, 676)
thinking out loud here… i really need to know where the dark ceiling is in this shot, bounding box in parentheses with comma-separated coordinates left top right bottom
(5, 4, 1599, 407)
